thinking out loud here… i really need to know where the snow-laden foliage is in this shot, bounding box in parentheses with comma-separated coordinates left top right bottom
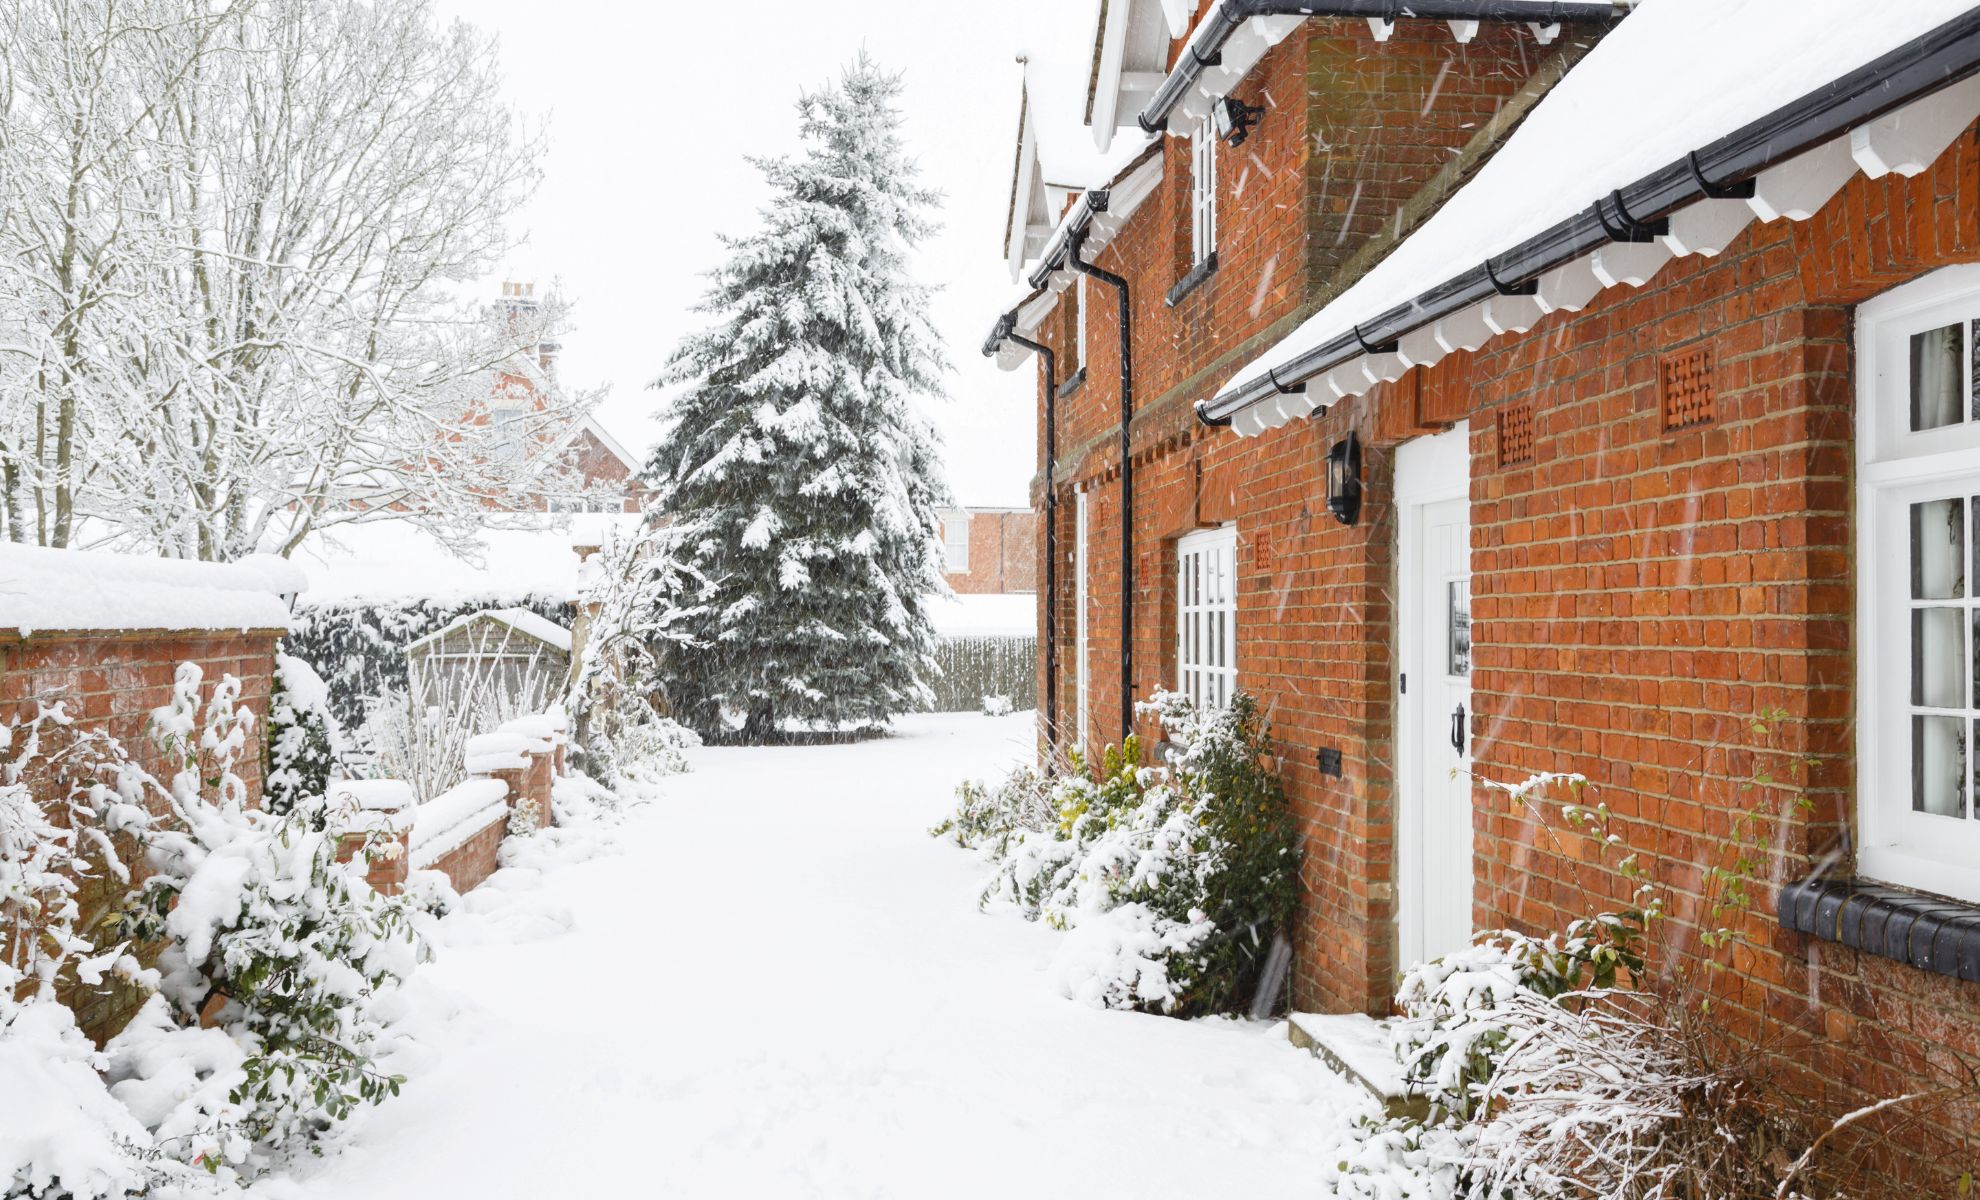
(935, 692, 1299, 1017)
(112, 665, 428, 1176)
(264, 654, 344, 820)
(0, 0, 591, 560)
(287, 593, 570, 731)
(1320, 762, 1976, 1200)
(567, 522, 705, 789)
(644, 56, 951, 742)
(1, 705, 172, 1199)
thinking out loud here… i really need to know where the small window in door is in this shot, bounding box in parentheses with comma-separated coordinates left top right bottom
(1447, 580, 1472, 677)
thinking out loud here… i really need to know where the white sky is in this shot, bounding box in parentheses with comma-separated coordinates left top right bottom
(432, 0, 1078, 509)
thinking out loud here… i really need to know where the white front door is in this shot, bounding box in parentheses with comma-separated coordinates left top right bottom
(1396, 423, 1474, 971)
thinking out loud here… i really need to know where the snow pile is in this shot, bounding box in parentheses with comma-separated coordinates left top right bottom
(462, 710, 564, 776)
(0, 1000, 161, 1200)
(0, 542, 296, 636)
(927, 593, 1036, 639)
(935, 692, 1299, 1017)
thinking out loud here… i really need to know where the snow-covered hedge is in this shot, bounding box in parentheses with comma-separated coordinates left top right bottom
(286, 593, 570, 730)
(935, 691, 1299, 1017)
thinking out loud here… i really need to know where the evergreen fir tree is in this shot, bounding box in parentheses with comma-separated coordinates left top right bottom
(645, 57, 951, 743)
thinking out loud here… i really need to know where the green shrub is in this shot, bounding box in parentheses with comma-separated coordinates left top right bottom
(935, 691, 1300, 1018)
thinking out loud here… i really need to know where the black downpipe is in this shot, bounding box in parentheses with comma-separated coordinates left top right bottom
(1066, 231, 1136, 743)
(1198, 6, 1980, 425)
(1137, 0, 1620, 136)
(1005, 327, 1059, 741)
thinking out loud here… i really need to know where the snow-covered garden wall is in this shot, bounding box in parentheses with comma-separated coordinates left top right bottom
(0, 544, 295, 1041)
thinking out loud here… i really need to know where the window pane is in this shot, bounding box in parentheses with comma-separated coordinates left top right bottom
(1911, 322, 1965, 431)
(1914, 714, 1967, 817)
(1911, 498, 1966, 599)
(1913, 607, 1966, 708)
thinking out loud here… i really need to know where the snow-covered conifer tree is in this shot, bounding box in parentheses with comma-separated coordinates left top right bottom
(647, 57, 950, 742)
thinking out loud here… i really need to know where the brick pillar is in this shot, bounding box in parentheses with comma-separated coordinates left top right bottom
(328, 780, 414, 896)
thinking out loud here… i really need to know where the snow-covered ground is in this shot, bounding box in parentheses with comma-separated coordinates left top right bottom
(258, 712, 1365, 1198)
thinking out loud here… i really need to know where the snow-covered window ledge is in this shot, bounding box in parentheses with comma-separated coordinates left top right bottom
(1779, 876, 1980, 985)
(1166, 251, 1219, 309)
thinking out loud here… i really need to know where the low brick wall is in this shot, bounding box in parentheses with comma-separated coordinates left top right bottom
(339, 712, 568, 899)
(3, 628, 283, 1045)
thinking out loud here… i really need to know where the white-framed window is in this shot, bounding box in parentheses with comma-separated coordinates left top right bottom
(943, 513, 972, 573)
(1857, 264, 1980, 904)
(1190, 119, 1218, 266)
(1177, 524, 1238, 709)
(1075, 275, 1089, 371)
(1075, 490, 1091, 748)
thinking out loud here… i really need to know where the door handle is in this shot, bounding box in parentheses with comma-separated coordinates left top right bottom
(1451, 703, 1467, 755)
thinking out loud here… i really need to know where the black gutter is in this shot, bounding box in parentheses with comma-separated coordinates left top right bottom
(1026, 189, 1106, 292)
(1137, 0, 1621, 137)
(1005, 322, 1061, 742)
(1065, 228, 1137, 744)
(1199, 6, 1980, 425)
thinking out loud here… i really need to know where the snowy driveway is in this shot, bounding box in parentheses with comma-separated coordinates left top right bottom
(267, 713, 1365, 1199)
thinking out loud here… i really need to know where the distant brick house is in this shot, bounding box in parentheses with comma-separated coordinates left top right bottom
(988, 0, 1980, 1184)
(937, 506, 1038, 594)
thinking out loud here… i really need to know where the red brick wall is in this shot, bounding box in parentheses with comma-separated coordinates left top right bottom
(944, 510, 1038, 594)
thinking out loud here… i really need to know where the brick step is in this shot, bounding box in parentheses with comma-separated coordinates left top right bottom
(1286, 1012, 1428, 1120)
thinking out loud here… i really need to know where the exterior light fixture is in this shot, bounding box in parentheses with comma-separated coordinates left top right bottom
(1212, 96, 1266, 147)
(1325, 430, 1362, 526)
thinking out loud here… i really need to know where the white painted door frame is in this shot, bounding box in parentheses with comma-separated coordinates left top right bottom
(1394, 422, 1474, 971)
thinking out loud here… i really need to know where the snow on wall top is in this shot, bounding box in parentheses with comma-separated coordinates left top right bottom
(1221, 0, 1980, 397)
(0, 544, 297, 637)
(930, 594, 1038, 639)
(294, 518, 639, 607)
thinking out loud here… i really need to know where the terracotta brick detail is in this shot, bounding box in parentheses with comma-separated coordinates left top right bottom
(1496, 402, 1534, 467)
(1660, 345, 1716, 431)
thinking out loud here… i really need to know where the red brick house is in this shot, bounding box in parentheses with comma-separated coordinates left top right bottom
(938, 506, 1039, 594)
(988, 0, 1980, 1181)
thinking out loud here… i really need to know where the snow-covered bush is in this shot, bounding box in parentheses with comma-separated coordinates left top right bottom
(264, 652, 343, 819)
(1324, 747, 1979, 1200)
(118, 664, 426, 1172)
(935, 692, 1299, 1017)
(564, 521, 704, 788)
(1, 703, 170, 1198)
(980, 694, 1014, 717)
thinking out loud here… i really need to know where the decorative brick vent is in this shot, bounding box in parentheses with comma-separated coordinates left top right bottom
(1660, 346, 1715, 431)
(1496, 402, 1534, 467)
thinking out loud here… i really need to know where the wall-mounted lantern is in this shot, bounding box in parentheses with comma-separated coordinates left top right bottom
(1212, 96, 1266, 147)
(1325, 430, 1362, 526)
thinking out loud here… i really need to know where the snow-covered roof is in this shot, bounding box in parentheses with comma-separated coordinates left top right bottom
(294, 517, 640, 607)
(930, 593, 1038, 639)
(1087, 0, 1191, 154)
(0, 544, 298, 637)
(407, 607, 573, 656)
(1209, 0, 1980, 433)
(1004, 0, 1158, 281)
(991, 145, 1165, 368)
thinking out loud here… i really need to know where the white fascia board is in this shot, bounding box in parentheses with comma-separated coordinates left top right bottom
(577, 414, 639, 475)
(1092, 0, 1175, 154)
(1005, 93, 1050, 282)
